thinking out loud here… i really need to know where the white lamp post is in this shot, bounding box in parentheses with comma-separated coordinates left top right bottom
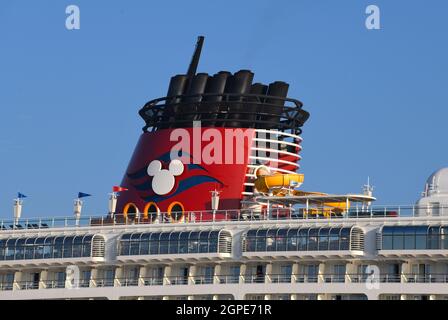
(13, 198, 23, 226)
(74, 192, 91, 226)
(211, 189, 220, 221)
(109, 193, 118, 221)
(13, 193, 27, 226)
(73, 198, 83, 226)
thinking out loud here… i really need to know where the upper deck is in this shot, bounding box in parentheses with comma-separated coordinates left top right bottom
(1, 204, 448, 234)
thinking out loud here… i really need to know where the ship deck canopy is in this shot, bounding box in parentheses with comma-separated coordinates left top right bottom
(257, 194, 376, 207)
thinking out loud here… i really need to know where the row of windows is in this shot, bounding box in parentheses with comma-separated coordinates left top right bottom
(118, 230, 232, 256)
(242, 227, 358, 252)
(0, 235, 95, 261)
(381, 226, 448, 250)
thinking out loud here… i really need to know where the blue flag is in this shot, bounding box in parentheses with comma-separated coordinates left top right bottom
(17, 192, 27, 199)
(78, 192, 92, 199)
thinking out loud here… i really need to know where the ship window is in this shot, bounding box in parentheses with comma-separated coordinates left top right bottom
(34, 237, 45, 259)
(266, 229, 276, 252)
(245, 230, 257, 251)
(159, 233, 170, 254)
(53, 237, 64, 258)
(381, 225, 448, 250)
(0, 239, 5, 260)
(43, 237, 54, 259)
(5, 239, 15, 260)
(63, 236, 74, 258)
(329, 228, 340, 250)
(179, 232, 189, 254)
(210, 231, 220, 253)
(14, 238, 26, 260)
(119, 233, 132, 256)
(340, 228, 350, 250)
(318, 228, 330, 251)
(276, 229, 287, 251)
(298, 228, 308, 251)
(130, 233, 142, 255)
(286, 229, 298, 251)
(307, 229, 318, 251)
(82, 235, 93, 257)
(149, 233, 160, 254)
(428, 226, 441, 249)
(0, 234, 99, 261)
(403, 226, 416, 249)
(199, 231, 210, 253)
(117, 229, 232, 256)
(415, 226, 427, 249)
(24, 238, 35, 260)
(169, 231, 180, 254)
(140, 233, 151, 255)
(241, 226, 363, 253)
(188, 231, 200, 253)
(442, 227, 448, 249)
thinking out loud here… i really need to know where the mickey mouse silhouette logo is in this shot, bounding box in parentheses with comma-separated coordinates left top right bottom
(147, 159, 184, 195)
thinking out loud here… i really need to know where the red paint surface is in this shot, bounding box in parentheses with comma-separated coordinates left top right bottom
(116, 128, 255, 220)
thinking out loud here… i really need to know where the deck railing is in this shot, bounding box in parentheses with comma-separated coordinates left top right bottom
(1, 205, 448, 231)
(5, 273, 448, 291)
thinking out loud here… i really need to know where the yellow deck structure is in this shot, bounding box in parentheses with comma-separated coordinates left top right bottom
(253, 167, 375, 217)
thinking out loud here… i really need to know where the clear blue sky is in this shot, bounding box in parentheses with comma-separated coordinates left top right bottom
(0, 0, 447, 218)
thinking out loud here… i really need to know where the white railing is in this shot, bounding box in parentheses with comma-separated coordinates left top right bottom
(1, 205, 448, 231)
(5, 273, 448, 291)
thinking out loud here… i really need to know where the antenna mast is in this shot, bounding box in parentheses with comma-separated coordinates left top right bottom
(186, 36, 205, 89)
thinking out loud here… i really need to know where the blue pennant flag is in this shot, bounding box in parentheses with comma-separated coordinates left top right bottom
(78, 192, 92, 199)
(17, 192, 27, 199)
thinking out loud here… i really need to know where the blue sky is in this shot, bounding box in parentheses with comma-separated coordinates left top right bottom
(0, 0, 447, 219)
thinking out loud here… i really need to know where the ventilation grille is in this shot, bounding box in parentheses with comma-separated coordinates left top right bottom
(91, 235, 106, 258)
(350, 227, 365, 251)
(376, 232, 382, 251)
(218, 231, 232, 254)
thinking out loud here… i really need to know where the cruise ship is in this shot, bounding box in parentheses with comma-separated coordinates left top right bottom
(1, 37, 447, 301)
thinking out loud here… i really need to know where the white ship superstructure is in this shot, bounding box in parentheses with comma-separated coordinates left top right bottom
(1, 168, 448, 300)
(2, 37, 446, 301)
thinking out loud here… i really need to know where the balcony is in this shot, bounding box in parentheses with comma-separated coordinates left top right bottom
(91, 278, 114, 287)
(0, 283, 13, 291)
(41, 280, 66, 289)
(4, 273, 448, 292)
(403, 274, 448, 283)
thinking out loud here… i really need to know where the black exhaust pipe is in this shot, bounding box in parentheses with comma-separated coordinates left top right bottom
(202, 71, 231, 126)
(222, 70, 254, 127)
(248, 83, 268, 126)
(179, 73, 209, 125)
(264, 81, 289, 128)
(163, 74, 188, 129)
